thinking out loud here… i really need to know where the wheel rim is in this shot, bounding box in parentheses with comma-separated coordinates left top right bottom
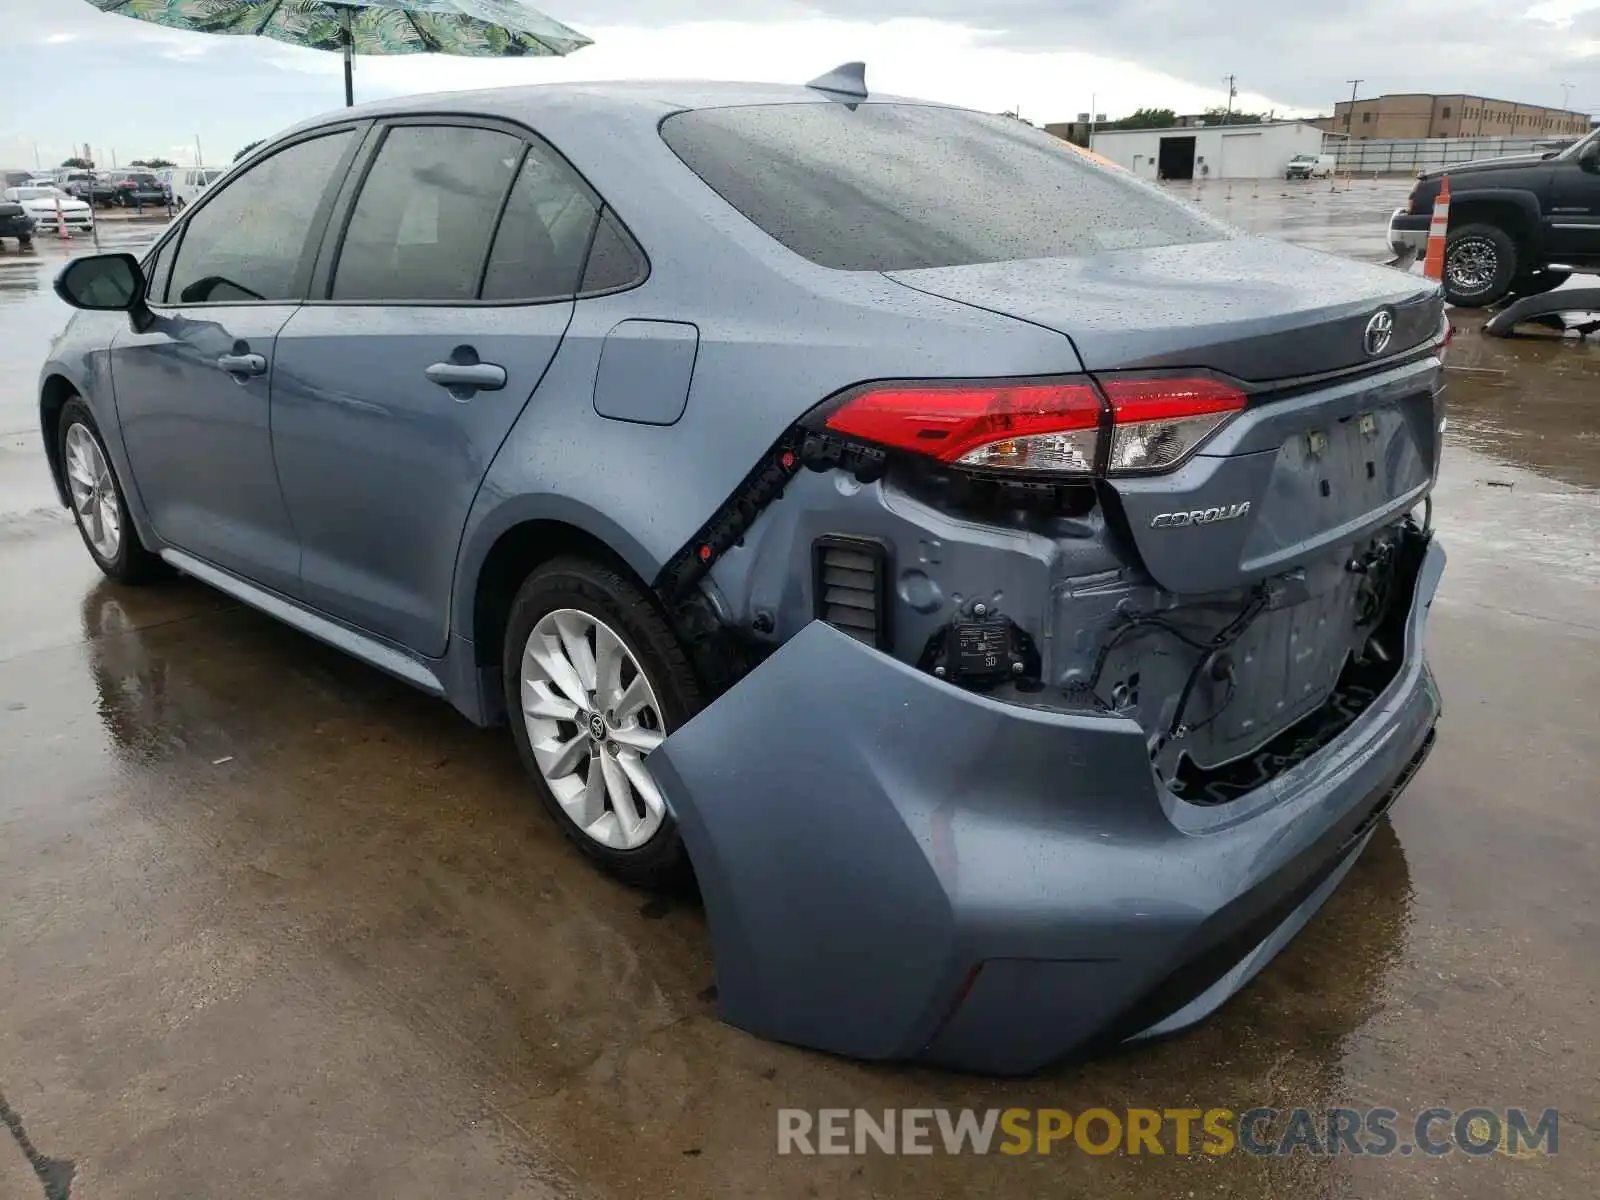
(1446, 238, 1499, 296)
(519, 608, 668, 851)
(64, 422, 122, 561)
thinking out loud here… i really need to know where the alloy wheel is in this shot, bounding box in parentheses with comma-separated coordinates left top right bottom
(519, 608, 669, 850)
(1445, 238, 1498, 297)
(64, 422, 122, 561)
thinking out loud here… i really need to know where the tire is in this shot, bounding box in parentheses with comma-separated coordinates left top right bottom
(57, 398, 165, 584)
(1441, 223, 1519, 307)
(18, 236, 32, 249)
(502, 556, 702, 888)
(1507, 270, 1570, 300)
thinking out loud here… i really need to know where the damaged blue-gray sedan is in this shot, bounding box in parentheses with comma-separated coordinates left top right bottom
(40, 66, 1444, 1075)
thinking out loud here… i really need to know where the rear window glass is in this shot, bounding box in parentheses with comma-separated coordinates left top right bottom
(659, 104, 1230, 271)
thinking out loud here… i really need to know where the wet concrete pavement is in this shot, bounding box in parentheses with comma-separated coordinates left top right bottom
(1, 201, 1597, 1198)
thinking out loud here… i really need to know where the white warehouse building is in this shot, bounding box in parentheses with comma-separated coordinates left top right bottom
(1087, 121, 1329, 181)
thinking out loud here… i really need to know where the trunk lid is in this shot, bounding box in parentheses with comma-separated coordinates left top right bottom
(886, 236, 1440, 380)
(886, 239, 1446, 596)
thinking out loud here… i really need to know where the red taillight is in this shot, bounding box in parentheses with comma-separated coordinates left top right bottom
(823, 378, 1104, 474)
(817, 373, 1244, 476)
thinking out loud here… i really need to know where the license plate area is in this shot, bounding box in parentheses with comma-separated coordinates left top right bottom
(1240, 400, 1428, 567)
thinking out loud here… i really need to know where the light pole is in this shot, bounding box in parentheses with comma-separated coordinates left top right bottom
(1223, 74, 1237, 125)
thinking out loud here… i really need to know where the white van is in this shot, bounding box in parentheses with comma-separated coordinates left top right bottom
(171, 167, 224, 209)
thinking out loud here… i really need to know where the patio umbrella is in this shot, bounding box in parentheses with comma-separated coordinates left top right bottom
(86, 0, 592, 107)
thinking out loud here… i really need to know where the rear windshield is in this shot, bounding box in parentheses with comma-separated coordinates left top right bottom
(659, 103, 1229, 271)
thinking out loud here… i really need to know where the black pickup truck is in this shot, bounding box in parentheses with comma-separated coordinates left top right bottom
(1388, 127, 1600, 306)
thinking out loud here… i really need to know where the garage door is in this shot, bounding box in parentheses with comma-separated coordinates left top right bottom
(1220, 132, 1263, 179)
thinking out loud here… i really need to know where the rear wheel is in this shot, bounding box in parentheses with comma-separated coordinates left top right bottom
(502, 557, 702, 888)
(57, 399, 165, 584)
(1441, 223, 1518, 307)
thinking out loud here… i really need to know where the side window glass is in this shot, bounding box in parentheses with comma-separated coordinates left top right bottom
(332, 125, 520, 302)
(579, 208, 647, 295)
(144, 233, 179, 305)
(167, 130, 352, 305)
(480, 143, 600, 302)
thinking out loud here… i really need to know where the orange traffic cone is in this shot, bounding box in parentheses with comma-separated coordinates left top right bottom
(1422, 174, 1450, 280)
(54, 197, 70, 240)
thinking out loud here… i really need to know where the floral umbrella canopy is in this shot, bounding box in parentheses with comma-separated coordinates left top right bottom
(88, 0, 592, 106)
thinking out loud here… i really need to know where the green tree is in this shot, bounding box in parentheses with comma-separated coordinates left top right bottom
(1106, 108, 1177, 130)
(61, 155, 93, 169)
(130, 157, 177, 169)
(234, 140, 264, 163)
(1201, 106, 1272, 125)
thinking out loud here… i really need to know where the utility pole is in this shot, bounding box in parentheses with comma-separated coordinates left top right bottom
(194, 134, 204, 167)
(1345, 79, 1363, 133)
(1088, 92, 1097, 148)
(1560, 82, 1575, 112)
(1223, 74, 1237, 125)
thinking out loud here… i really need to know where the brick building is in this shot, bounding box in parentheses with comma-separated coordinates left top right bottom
(1313, 94, 1590, 139)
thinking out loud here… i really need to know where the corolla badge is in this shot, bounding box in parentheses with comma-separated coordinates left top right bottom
(1150, 502, 1251, 529)
(1364, 309, 1395, 357)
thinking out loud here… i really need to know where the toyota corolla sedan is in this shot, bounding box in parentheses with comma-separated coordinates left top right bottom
(40, 68, 1445, 1075)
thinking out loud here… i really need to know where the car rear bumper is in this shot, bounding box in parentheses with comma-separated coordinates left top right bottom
(653, 536, 1444, 1074)
(1389, 209, 1430, 256)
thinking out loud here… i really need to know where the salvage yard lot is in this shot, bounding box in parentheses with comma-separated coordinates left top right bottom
(1, 190, 1597, 1199)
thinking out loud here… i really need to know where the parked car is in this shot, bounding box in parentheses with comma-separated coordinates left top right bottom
(60, 172, 112, 205)
(0, 198, 36, 249)
(1388, 126, 1600, 305)
(170, 166, 224, 209)
(104, 171, 169, 208)
(1285, 153, 1336, 180)
(3, 186, 93, 234)
(40, 73, 1446, 1075)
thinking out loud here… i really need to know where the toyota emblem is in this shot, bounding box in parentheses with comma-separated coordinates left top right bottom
(1363, 310, 1394, 357)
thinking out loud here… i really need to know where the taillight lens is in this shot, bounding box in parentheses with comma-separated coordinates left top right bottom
(816, 373, 1244, 477)
(1101, 376, 1245, 473)
(822, 379, 1104, 473)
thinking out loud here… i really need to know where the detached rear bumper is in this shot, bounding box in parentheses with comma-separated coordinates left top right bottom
(654, 538, 1444, 1075)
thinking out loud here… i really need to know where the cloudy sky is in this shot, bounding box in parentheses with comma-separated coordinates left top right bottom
(2, 0, 1595, 171)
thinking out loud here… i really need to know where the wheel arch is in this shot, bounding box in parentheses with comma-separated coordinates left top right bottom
(1448, 191, 1542, 258)
(458, 497, 664, 683)
(39, 372, 81, 507)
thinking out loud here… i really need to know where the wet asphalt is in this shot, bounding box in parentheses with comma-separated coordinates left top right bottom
(0, 186, 1596, 1199)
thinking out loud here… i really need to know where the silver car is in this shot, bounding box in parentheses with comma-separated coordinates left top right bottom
(40, 70, 1446, 1074)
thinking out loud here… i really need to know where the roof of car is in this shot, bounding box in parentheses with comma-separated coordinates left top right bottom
(271, 78, 953, 143)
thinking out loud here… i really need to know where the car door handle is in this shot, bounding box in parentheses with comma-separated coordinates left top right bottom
(216, 353, 267, 377)
(424, 361, 507, 392)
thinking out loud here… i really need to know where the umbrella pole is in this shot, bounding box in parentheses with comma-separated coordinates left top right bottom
(342, 11, 354, 107)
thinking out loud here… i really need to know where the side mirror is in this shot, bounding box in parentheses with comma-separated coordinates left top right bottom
(1580, 142, 1600, 173)
(54, 252, 147, 314)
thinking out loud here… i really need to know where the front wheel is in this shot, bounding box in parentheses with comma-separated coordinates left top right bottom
(1441, 223, 1519, 307)
(502, 557, 703, 888)
(57, 399, 166, 584)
